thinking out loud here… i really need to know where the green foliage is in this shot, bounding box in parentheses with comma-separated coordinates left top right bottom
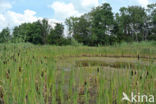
(65, 3, 115, 46)
(48, 23, 64, 45)
(91, 3, 114, 45)
(65, 3, 156, 46)
(117, 6, 147, 41)
(0, 27, 11, 43)
(12, 22, 43, 44)
(70, 38, 83, 46)
(39, 19, 51, 44)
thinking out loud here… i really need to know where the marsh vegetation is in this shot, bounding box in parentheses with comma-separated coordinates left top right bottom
(0, 42, 156, 104)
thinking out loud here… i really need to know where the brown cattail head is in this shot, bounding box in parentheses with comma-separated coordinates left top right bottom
(6, 72, 9, 79)
(8, 69, 10, 74)
(146, 71, 149, 76)
(137, 54, 140, 60)
(97, 68, 100, 72)
(41, 71, 44, 77)
(3, 61, 7, 64)
(131, 70, 133, 76)
(84, 81, 87, 86)
(25, 94, 28, 101)
(19, 67, 22, 72)
(0, 86, 3, 98)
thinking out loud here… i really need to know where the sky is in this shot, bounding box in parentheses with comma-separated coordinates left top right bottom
(0, 0, 155, 31)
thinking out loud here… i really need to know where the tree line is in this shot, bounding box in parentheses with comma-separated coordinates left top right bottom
(0, 3, 156, 46)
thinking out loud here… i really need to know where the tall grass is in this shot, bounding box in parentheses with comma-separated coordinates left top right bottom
(0, 42, 155, 104)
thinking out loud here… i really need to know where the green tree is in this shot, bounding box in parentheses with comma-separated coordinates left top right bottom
(0, 27, 11, 43)
(147, 3, 156, 40)
(66, 16, 91, 45)
(117, 6, 147, 42)
(90, 3, 114, 45)
(12, 22, 43, 44)
(39, 19, 51, 44)
(65, 17, 79, 37)
(12, 19, 52, 44)
(48, 23, 64, 45)
(128, 6, 147, 41)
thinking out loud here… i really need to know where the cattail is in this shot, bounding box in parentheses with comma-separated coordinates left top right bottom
(19, 67, 22, 72)
(0, 86, 3, 95)
(146, 71, 149, 76)
(146, 71, 149, 79)
(35, 80, 39, 93)
(97, 67, 100, 72)
(0, 86, 4, 104)
(41, 71, 44, 77)
(135, 71, 137, 75)
(6, 72, 9, 79)
(140, 76, 142, 80)
(25, 95, 28, 102)
(3, 61, 7, 64)
(137, 54, 140, 60)
(8, 69, 10, 74)
(79, 86, 85, 95)
(131, 70, 133, 76)
(84, 81, 87, 86)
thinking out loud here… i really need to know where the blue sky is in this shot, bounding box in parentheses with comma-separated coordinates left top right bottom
(0, 0, 155, 31)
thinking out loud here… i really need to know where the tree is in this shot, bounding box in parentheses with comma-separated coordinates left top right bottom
(147, 3, 156, 40)
(0, 27, 11, 43)
(117, 6, 147, 42)
(48, 23, 64, 45)
(65, 17, 79, 37)
(117, 7, 132, 42)
(39, 19, 51, 44)
(0, 3, 155, 45)
(65, 3, 115, 46)
(66, 16, 91, 45)
(12, 19, 52, 44)
(12, 22, 43, 44)
(90, 3, 114, 45)
(128, 6, 147, 41)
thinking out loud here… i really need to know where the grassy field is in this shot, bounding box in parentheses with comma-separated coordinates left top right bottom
(0, 42, 156, 104)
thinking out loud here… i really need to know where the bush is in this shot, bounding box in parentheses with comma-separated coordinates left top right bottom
(70, 38, 83, 46)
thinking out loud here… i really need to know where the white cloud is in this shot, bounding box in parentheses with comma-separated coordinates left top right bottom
(49, 1, 82, 20)
(0, 0, 12, 12)
(49, 0, 100, 36)
(121, 0, 150, 7)
(81, 0, 99, 7)
(0, 9, 60, 31)
(7, 9, 40, 25)
(0, 14, 5, 22)
(0, 1, 12, 9)
(137, 0, 149, 7)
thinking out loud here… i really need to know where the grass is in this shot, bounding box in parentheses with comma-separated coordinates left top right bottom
(0, 41, 156, 104)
